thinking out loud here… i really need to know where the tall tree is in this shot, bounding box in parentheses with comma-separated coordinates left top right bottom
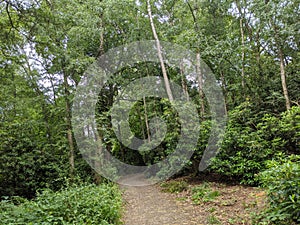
(186, 0, 205, 117)
(250, 0, 299, 110)
(147, 0, 174, 101)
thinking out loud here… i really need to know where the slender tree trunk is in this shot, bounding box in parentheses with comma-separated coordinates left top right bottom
(97, 11, 105, 57)
(272, 22, 291, 110)
(92, 122, 102, 184)
(220, 70, 228, 116)
(93, 6, 105, 184)
(143, 96, 151, 143)
(138, 106, 146, 141)
(236, 1, 245, 89)
(239, 18, 245, 89)
(255, 31, 262, 76)
(63, 72, 75, 177)
(180, 61, 190, 101)
(142, 67, 151, 143)
(278, 47, 291, 110)
(186, 1, 205, 117)
(147, 0, 173, 101)
(196, 52, 205, 118)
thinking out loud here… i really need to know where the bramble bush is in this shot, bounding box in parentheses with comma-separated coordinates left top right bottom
(257, 154, 300, 224)
(0, 183, 123, 225)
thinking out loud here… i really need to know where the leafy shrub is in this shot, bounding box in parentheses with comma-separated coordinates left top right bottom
(0, 121, 71, 198)
(0, 183, 123, 225)
(257, 155, 300, 224)
(160, 180, 188, 193)
(210, 104, 300, 185)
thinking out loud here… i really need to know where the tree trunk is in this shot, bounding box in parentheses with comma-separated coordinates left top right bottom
(220, 70, 228, 116)
(186, 1, 205, 117)
(93, 5, 105, 184)
(147, 0, 173, 101)
(236, 1, 245, 89)
(239, 18, 245, 89)
(255, 31, 262, 76)
(180, 61, 190, 101)
(92, 122, 102, 185)
(196, 52, 205, 118)
(63, 72, 75, 178)
(278, 47, 291, 110)
(96, 10, 105, 58)
(272, 22, 291, 110)
(143, 96, 151, 143)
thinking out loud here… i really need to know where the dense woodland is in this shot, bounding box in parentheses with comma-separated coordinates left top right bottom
(0, 0, 299, 224)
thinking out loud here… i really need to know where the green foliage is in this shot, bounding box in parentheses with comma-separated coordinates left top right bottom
(191, 183, 220, 204)
(210, 105, 300, 185)
(0, 119, 69, 198)
(0, 5, 299, 225)
(160, 180, 188, 193)
(207, 215, 221, 225)
(256, 155, 300, 224)
(0, 183, 123, 225)
(131, 97, 181, 166)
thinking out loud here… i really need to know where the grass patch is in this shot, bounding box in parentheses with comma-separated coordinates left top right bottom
(207, 215, 221, 224)
(160, 180, 188, 193)
(191, 183, 220, 204)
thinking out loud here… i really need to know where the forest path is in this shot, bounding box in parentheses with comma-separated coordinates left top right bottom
(119, 174, 206, 225)
(119, 174, 266, 225)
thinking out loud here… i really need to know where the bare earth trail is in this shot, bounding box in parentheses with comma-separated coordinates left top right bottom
(119, 174, 266, 225)
(120, 174, 204, 225)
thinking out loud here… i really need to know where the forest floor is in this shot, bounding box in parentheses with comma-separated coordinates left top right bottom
(120, 174, 266, 225)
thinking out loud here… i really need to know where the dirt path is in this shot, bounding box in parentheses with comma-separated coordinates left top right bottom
(120, 175, 265, 225)
(121, 185, 204, 225)
(121, 183, 204, 224)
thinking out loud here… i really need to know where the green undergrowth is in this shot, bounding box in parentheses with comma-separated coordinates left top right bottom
(0, 183, 123, 225)
(191, 183, 220, 204)
(160, 180, 220, 204)
(160, 180, 188, 193)
(254, 155, 300, 224)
